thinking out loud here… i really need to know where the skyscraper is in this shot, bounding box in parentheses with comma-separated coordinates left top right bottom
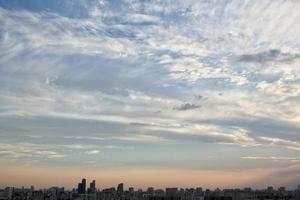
(117, 183, 124, 194)
(82, 179, 86, 194)
(78, 178, 87, 194)
(90, 180, 96, 193)
(78, 183, 82, 194)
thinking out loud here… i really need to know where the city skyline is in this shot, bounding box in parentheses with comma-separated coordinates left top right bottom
(2, 178, 298, 191)
(0, 0, 300, 190)
(2, 178, 300, 200)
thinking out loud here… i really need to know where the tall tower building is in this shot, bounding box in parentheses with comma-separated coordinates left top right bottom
(78, 178, 86, 194)
(82, 179, 86, 194)
(117, 183, 124, 194)
(78, 183, 82, 194)
(90, 180, 96, 192)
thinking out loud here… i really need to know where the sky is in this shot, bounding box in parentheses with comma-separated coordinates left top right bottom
(0, 0, 300, 190)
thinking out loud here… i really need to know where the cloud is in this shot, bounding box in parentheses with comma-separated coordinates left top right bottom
(85, 150, 101, 155)
(0, 8, 138, 59)
(0, 0, 300, 185)
(114, 134, 167, 143)
(0, 143, 66, 160)
(259, 136, 300, 151)
(238, 49, 300, 64)
(141, 123, 258, 147)
(61, 134, 167, 144)
(123, 13, 160, 25)
(174, 103, 200, 111)
(238, 49, 281, 63)
(241, 156, 300, 162)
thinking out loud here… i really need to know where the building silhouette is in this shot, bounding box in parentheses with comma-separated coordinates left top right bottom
(78, 178, 86, 194)
(2, 178, 300, 200)
(117, 183, 124, 194)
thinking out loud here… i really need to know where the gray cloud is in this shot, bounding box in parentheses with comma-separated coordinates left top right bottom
(238, 49, 300, 64)
(174, 103, 201, 111)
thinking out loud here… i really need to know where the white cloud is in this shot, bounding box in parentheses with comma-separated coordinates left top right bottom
(85, 150, 101, 155)
(241, 156, 300, 162)
(114, 134, 167, 143)
(0, 143, 66, 160)
(123, 13, 160, 24)
(259, 137, 300, 151)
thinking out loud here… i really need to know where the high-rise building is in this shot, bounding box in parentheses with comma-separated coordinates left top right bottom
(82, 179, 86, 194)
(89, 180, 96, 193)
(78, 183, 82, 194)
(78, 178, 87, 194)
(117, 183, 124, 194)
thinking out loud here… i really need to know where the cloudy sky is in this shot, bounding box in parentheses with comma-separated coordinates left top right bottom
(0, 0, 300, 189)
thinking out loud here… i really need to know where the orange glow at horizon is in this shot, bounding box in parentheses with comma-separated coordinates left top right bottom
(0, 165, 285, 190)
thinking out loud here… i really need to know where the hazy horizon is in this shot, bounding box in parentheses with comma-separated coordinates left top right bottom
(0, 0, 300, 189)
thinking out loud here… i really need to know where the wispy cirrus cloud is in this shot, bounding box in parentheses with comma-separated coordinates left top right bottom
(259, 136, 300, 151)
(0, 143, 66, 161)
(241, 156, 300, 162)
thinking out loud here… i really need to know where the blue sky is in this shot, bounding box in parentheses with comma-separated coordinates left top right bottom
(0, 0, 300, 189)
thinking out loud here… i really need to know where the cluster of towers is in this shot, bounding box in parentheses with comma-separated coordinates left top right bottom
(77, 179, 96, 194)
